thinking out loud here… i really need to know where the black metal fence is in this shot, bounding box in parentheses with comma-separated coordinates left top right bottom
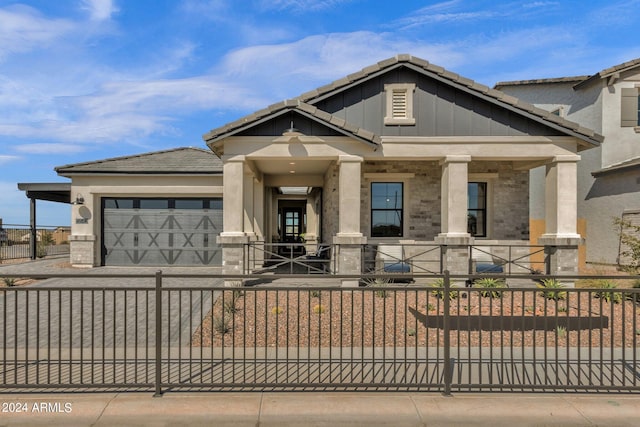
(0, 224, 70, 261)
(0, 271, 638, 394)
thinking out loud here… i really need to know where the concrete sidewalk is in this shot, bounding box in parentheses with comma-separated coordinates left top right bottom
(0, 392, 638, 426)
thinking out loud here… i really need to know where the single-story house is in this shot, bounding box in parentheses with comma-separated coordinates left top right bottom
(29, 55, 604, 282)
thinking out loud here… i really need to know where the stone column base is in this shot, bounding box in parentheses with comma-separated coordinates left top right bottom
(333, 234, 367, 288)
(435, 234, 472, 287)
(538, 235, 582, 288)
(218, 234, 250, 287)
(69, 235, 97, 268)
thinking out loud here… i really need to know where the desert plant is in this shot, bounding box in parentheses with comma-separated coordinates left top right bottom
(473, 277, 506, 298)
(613, 217, 640, 272)
(407, 328, 416, 337)
(556, 326, 567, 339)
(537, 278, 567, 301)
(310, 289, 321, 298)
(223, 290, 243, 314)
(3, 277, 16, 287)
(36, 243, 47, 258)
(365, 277, 390, 298)
(212, 314, 230, 335)
(313, 304, 325, 314)
(429, 279, 457, 300)
(594, 280, 623, 304)
(426, 303, 436, 312)
(271, 306, 283, 315)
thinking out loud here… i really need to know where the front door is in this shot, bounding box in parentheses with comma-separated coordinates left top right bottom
(282, 207, 303, 243)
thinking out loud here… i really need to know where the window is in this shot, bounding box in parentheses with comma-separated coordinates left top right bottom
(468, 182, 487, 237)
(621, 87, 640, 127)
(384, 83, 416, 125)
(371, 182, 403, 237)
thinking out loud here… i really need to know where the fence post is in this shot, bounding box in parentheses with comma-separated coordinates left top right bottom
(443, 270, 452, 396)
(154, 270, 163, 397)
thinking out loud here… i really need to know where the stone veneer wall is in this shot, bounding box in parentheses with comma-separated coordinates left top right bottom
(320, 160, 529, 242)
(361, 161, 441, 240)
(470, 161, 530, 240)
(359, 160, 529, 241)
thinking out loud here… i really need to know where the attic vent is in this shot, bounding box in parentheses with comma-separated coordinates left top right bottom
(392, 90, 408, 118)
(385, 83, 416, 125)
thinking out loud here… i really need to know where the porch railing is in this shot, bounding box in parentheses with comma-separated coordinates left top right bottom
(244, 242, 550, 276)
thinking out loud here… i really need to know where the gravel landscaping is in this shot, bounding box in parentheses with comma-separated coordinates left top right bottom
(193, 286, 639, 349)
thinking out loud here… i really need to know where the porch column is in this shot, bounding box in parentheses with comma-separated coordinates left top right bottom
(436, 155, 471, 282)
(538, 155, 582, 285)
(218, 155, 249, 284)
(252, 176, 265, 267)
(333, 155, 366, 287)
(243, 167, 255, 237)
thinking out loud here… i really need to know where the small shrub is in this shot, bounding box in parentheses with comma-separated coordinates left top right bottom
(594, 280, 623, 304)
(224, 301, 239, 314)
(271, 306, 283, 315)
(310, 289, 321, 298)
(537, 278, 567, 301)
(212, 314, 230, 335)
(473, 277, 506, 298)
(313, 304, 325, 314)
(429, 279, 457, 300)
(407, 328, 416, 337)
(557, 305, 567, 313)
(3, 277, 17, 287)
(36, 243, 47, 259)
(365, 277, 390, 298)
(426, 303, 436, 312)
(556, 326, 567, 339)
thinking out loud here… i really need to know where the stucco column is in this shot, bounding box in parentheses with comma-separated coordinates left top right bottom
(252, 176, 265, 267)
(243, 168, 255, 238)
(541, 155, 581, 239)
(436, 155, 471, 284)
(538, 155, 582, 286)
(218, 155, 249, 284)
(438, 155, 471, 239)
(333, 155, 366, 287)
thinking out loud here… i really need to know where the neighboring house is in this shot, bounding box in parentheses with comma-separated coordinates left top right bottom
(496, 58, 640, 267)
(37, 55, 602, 281)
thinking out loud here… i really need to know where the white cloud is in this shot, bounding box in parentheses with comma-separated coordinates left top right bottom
(0, 155, 20, 164)
(80, 0, 119, 21)
(0, 5, 74, 61)
(13, 143, 90, 155)
(258, 0, 354, 12)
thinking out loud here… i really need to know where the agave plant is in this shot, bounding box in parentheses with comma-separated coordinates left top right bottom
(537, 278, 567, 301)
(594, 280, 623, 304)
(429, 279, 457, 300)
(473, 277, 506, 298)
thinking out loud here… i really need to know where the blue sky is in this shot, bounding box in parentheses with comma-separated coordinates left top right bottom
(1, 0, 639, 226)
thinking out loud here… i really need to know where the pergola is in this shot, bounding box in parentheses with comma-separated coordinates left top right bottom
(16, 183, 71, 259)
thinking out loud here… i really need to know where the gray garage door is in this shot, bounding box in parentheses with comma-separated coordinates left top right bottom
(102, 198, 222, 266)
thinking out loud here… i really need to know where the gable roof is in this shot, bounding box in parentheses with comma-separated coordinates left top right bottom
(203, 54, 603, 148)
(495, 57, 640, 91)
(204, 99, 381, 147)
(592, 156, 640, 177)
(494, 76, 590, 88)
(55, 147, 222, 175)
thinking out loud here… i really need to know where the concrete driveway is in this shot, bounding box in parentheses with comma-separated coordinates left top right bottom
(0, 257, 223, 348)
